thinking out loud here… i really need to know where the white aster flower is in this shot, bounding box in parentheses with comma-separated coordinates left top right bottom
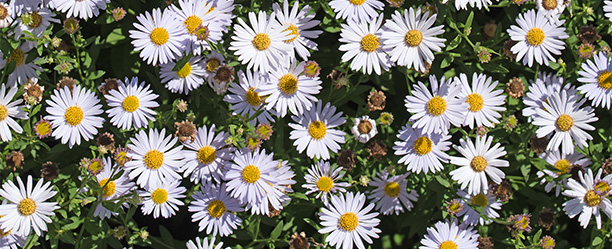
(506, 9, 568, 67)
(14, 7, 58, 39)
(129, 8, 187, 65)
(382, 7, 446, 72)
(92, 157, 135, 220)
(522, 71, 576, 121)
(455, 0, 494, 10)
(0, 175, 59, 237)
(449, 135, 509, 195)
(160, 56, 206, 95)
(7, 0, 39, 16)
(419, 219, 479, 249)
(536, 150, 591, 197)
(0, 2, 13, 28)
(186, 237, 229, 249)
(318, 192, 381, 249)
(202, 51, 225, 83)
(170, 0, 222, 55)
(49, 0, 109, 19)
(536, 0, 567, 24)
(224, 69, 277, 126)
(0, 83, 27, 142)
(368, 171, 418, 215)
(329, 0, 383, 23)
(606, 1, 612, 21)
(456, 73, 506, 128)
(302, 161, 350, 205)
(351, 116, 377, 143)
(224, 148, 278, 206)
(563, 169, 612, 229)
(45, 85, 104, 148)
(393, 123, 452, 174)
(189, 183, 243, 237)
(578, 51, 612, 109)
(139, 180, 186, 219)
(456, 189, 501, 226)
(338, 13, 391, 75)
(124, 128, 185, 189)
(273, 0, 322, 61)
(6, 44, 42, 87)
(288, 101, 346, 160)
(181, 125, 233, 184)
(0, 206, 26, 249)
(105, 77, 159, 130)
(205, 0, 234, 32)
(245, 160, 295, 215)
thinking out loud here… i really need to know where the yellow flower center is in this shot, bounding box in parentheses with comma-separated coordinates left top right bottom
(405, 30, 423, 47)
(413, 136, 433, 155)
(246, 87, 261, 106)
(283, 23, 299, 43)
(89, 160, 102, 172)
(0, 5, 7, 20)
(149, 27, 169, 46)
(357, 120, 372, 134)
(349, 0, 365, 5)
(252, 33, 271, 51)
(526, 28, 545, 46)
(184, 15, 203, 34)
(151, 188, 168, 204)
(207, 199, 226, 218)
(64, 106, 84, 126)
(360, 34, 380, 53)
(8, 48, 25, 66)
(471, 193, 488, 208)
(466, 93, 484, 112)
(448, 202, 462, 213)
(426, 96, 447, 116)
(176, 62, 192, 78)
(28, 11, 42, 28)
(439, 241, 458, 249)
(99, 178, 117, 198)
(144, 149, 164, 170)
(278, 74, 298, 95)
(116, 151, 129, 165)
(122, 95, 140, 112)
(316, 176, 334, 192)
(384, 182, 401, 198)
(35, 121, 51, 136)
(584, 190, 601, 207)
(18, 198, 36, 216)
(0, 105, 7, 121)
(197, 146, 216, 165)
(308, 121, 327, 140)
(554, 159, 570, 175)
(595, 181, 610, 194)
(470, 156, 487, 172)
(206, 58, 220, 72)
(555, 114, 573, 132)
(516, 216, 530, 229)
(597, 71, 612, 90)
(338, 212, 359, 231)
(242, 165, 260, 183)
(542, 0, 558, 10)
(541, 237, 555, 248)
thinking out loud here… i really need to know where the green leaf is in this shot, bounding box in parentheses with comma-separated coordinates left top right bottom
(593, 237, 603, 246)
(464, 12, 474, 33)
(270, 221, 284, 239)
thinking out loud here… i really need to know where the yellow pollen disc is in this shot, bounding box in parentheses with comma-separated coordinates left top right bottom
(176, 62, 192, 78)
(471, 193, 488, 208)
(64, 106, 84, 126)
(36, 121, 51, 136)
(283, 23, 299, 43)
(405, 30, 423, 47)
(349, 0, 366, 5)
(0, 5, 7, 19)
(516, 216, 529, 229)
(99, 178, 117, 198)
(338, 212, 359, 231)
(122, 95, 140, 112)
(439, 241, 458, 249)
(89, 160, 102, 172)
(207, 199, 226, 218)
(245, 87, 261, 106)
(18, 198, 36, 216)
(151, 188, 168, 204)
(316, 176, 334, 192)
(184, 15, 203, 34)
(584, 190, 601, 207)
(28, 12, 42, 28)
(197, 146, 216, 165)
(554, 159, 570, 175)
(466, 93, 484, 112)
(308, 121, 327, 140)
(206, 58, 220, 72)
(555, 114, 573, 132)
(541, 238, 555, 248)
(278, 74, 298, 95)
(597, 71, 612, 90)
(526, 28, 545, 46)
(470, 156, 487, 172)
(426, 96, 447, 116)
(448, 202, 462, 213)
(595, 181, 610, 194)
(384, 182, 401, 198)
(0, 105, 7, 121)
(149, 27, 169, 46)
(144, 149, 164, 170)
(116, 151, 129, 165)
(542, 0, 558, 10)
(413, 136, 433, 155)
(357, 120, 372, 134)
(360, 34, 380, 53)
(242, 165, 261, 183)
(252, 33, 271, 51)
(8, 48, 25, 66)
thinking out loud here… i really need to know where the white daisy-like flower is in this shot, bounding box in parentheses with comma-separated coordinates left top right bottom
(536, 150, 591, 197)
(170, 0, 222, 55)
(456, 189, 501, 226)
(393, 123, 452, 174)
(181, 125, 233, 184)
(45, 85, 104, 148)
(0, 206, 26, 249)
(288, 101, 346, 160)
(455, 0, 494, 10)
(368, 171, 418, 215)
(129, 8, 187, 65)
(91, 157, 135, 220)
(202, 51, 225, 83)
(224, 148, 278, 205)
(14, 7, 58, 39)
(0, 83, 27, 142)
(506, 9, 568, 67)
(0, 2, 13, 28)
(124, 128, 185, 189)
(338, 13, 391, 75)
(105, 77, 159, 130)
(449, 135, 509, 195)
(139, 180, 186, 219)
(206, 0, 234, 32)
(318, 192, 381, 249)
(351, 116, 377, 143)
(7, 0, 39, 16)
(382, 7, 446, 72)
(224, 69, 277, 126)
(329, 0, 383, 23)
(578, 52, 612, 109)
(419, 219, 479, 249)
(405, 75, 466, 134)
(522, 71, 574, 121)
(0, 175, 59, 237)
(229, 11, 292, 74)
(536, 0, 567, 24)
(533, 90, 598, 154)
(302, 161, 350, 205)
(160, 56, 206, 95)
(186, 237, 229, 249)
(563, 169, 612, 229)
(189, 183, 243, 237)
(273, 0, 321, 61)
(245, 160, 295, 215)
(456, 73, 506, 129)
(606, 1, 612, 21)
(259, 58, 322, 117)
(49, 0, 109, 19)
(6, 44, 42, 87)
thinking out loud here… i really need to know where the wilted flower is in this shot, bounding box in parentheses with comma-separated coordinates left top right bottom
(5, 151, 24, 171)
(211, 64, 234, 94)
(503, 39, 518, 61)
(602, 158, 612, 174)
(578, 25, 601, 44)
(538, 208, 556, 231)
(63, 17, 79, 35)
(367, 90, 386, 111)
(303, 61, 320, 78)
(23, 78, 44, 107)
(57, 76, 77, 92)
(112, 7, 126, 21)
(337, 149, 357, 171)
(446, 199, 463, 215)
(256, 123, 274, 140)
(578, 43, 595, 59)
(530, 135, 549, 154)
(41, 161, 59, 181)
(417, 61, 432, 76)
(505, 77, 524, 98)
(174, 120, 196, 143)
(478, 236, 494, 249)
(540, 236, 556, 249)
(491, 180, 513, 202)
(327, 69, 344, 85)
(483, 20, 497, 39)
(379, 112, 394, 125)
(99, 78, 119, 95)
(289, 232, 310, 249)
(367, 140, 387, 160)
(96, 132, 115, 154)
(508, 213, 532, 232)
(176, 99, 188, 112)
(268, 202, 282, 218)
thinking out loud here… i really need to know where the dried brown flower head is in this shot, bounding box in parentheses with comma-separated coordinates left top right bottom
(503, 39, 518, 61)
(491, 180, 513, 202)
(367, 90, 386, 111)
(478, 236, 494, 249)
(97, 132, 116, 154)
(41, 161, 59, 181)
(99, 78, 119, 95)
(506, 77, 525, 99)
(538, 208, 556, 231)
(530, 135, 549, 154)
(289, 232, 311, 249)
(483, 20, 497, 39)
(367, 140, 387, 160)
(578, 25, 601, 44)
(57, 76, 77, 92)
(5, 151, 24, 171)
(602, 158, 612, 175)
(337, 149, 357, 171)
(267, 202, 282, 218)
(23, 78, 44, 106)
(174, 120, 197, 143)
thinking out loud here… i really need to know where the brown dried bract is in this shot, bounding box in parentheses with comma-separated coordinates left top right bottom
(367, 140, 387, 160)
(505, 77, 525, 99)
(175, 120, 197, 143)
(367, 90, 386, 111)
